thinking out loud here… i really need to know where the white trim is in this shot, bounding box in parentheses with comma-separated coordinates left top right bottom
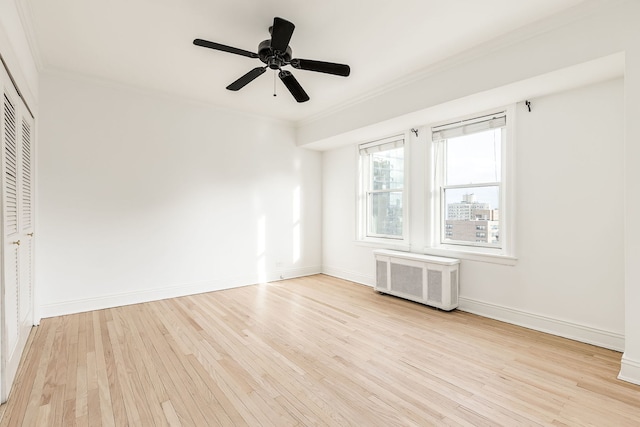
(13, 0, 45, 72)
(423, 246, 517, 266)
(41, 69, 291, 127)
(426, 104, 516, 261)
(320, 272, 623, 353)
(0, 6, 38, 111)
(357, 130, 411, 245)
(503, 104, 517, 257)
(321, 266, 375, 287)
(39, 266, 321, 318)
(458, 296, 625, 351)
(297, 1, 623, 129)
(354, 239, 411, 252)
(618, 355, 640, 386)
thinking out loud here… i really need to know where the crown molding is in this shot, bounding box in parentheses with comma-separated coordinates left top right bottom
(296, 0, 625, 128)
(14, 0, 44, 72)
(41, 67, 296, 127)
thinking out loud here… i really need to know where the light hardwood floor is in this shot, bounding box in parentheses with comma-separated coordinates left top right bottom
(1, 274, 639, 426)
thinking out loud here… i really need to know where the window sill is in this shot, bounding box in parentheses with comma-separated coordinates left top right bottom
(423, 246, 517, 266)
(355, 239, 411, 252)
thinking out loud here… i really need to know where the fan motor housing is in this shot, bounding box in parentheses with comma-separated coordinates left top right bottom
(258, 39, 292, 69)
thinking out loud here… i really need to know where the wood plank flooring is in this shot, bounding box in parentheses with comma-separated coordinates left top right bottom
(1, 274, 639, 426)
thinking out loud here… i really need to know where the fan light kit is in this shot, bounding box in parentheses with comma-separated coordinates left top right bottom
(194, 17, 351, 103)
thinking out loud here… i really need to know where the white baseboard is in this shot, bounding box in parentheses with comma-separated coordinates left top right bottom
(618, 355, 640, 385)
(458, 297, 625, 352)
(40, 266, 321, 318)
(320, 267, 624, 352)
(277, 266, 323, 281)
(321, 266, 375, 287)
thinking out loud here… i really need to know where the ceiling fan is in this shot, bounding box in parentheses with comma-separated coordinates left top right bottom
(193, 17, 351, 103)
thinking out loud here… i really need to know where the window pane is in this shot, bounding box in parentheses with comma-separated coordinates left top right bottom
(446, 128, 501, 185)
(371, 147, 404, 190)
(368, 191, 403, 237)
(443, 187, 500, 246)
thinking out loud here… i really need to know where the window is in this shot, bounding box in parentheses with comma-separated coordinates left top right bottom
(358, 135, 407, 243)
(431, 111, 512, 255)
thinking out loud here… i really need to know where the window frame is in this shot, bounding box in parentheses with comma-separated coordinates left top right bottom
(426, 106, 516, 263)
(357, 133, 410, 248)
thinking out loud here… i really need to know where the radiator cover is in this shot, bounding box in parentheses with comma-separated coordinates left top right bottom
(373, 249, 460, 311)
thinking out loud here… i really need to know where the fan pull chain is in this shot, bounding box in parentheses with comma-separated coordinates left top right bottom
(273, 71, 277, 97)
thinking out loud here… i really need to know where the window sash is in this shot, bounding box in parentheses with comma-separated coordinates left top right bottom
(442, 182, 500, 190)
(359, 135, 406, 242)
(440, 184, 501, 248)
(366, 189, 404, 239)
(433, 114, 506, 251)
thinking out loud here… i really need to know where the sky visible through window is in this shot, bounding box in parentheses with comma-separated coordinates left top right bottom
(446, 128, 501, 209)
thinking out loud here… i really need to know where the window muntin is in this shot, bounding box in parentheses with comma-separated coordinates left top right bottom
(359, 136, 406, 241)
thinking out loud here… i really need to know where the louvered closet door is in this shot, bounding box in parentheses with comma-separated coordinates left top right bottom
(19, 114, 34, 335)
(1, 68, 33, 403)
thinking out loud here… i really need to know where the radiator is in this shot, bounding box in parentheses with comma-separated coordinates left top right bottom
(373, 249, 460, 311)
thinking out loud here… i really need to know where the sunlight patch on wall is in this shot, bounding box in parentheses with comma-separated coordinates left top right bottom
(257, 215, 266, 283)
(293, 186, 301, 263)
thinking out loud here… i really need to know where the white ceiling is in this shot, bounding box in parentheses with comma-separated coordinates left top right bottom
(22, 0, 586, 122)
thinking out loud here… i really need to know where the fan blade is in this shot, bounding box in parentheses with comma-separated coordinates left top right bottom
(270, 17, 295, 53)
(193, 39, 259, 59)
(279, 70, 309, 103)
(290, 59, 350, 77)
(226, 67, 267, 91)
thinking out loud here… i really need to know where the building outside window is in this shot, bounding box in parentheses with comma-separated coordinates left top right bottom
(431, 111, 508, 251)
(358, 135, 407, 242)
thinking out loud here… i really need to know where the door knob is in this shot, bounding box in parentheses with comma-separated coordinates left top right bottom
(27, 233, 34, 237)
(12, 240, 20, 246)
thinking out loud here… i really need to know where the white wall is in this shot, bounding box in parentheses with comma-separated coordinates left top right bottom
(297, 0, 629, 147)
(37, 72, 322, 316)
(317, 0, 640, 384)
(463, 79, 625, 345)
(0, 0, 38, 109)
(9, 0, 640, 385)
(322, 78, 625, 350)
